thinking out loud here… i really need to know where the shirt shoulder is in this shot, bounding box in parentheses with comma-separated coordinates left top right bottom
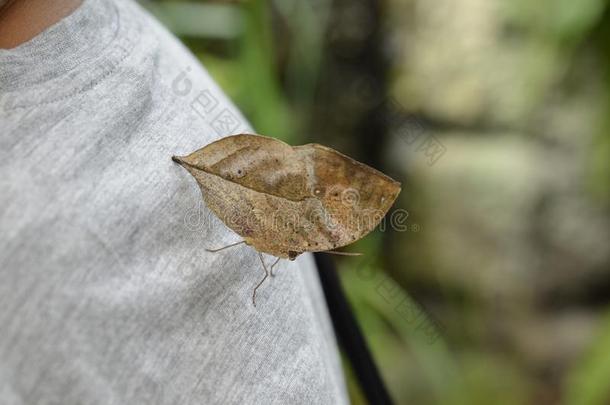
(0, 1, 348, 404)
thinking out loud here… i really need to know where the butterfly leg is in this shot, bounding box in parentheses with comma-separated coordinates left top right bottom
(205, 240, 245, 253)
(253, 253, 270, 307)
(269, 257, 281, 277)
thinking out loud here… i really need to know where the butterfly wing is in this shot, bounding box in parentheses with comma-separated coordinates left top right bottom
(293, 143, 401, 251)
(173, 134, 314, 259)
(173, 135, 401, 258)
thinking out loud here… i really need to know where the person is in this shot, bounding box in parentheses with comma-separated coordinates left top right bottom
(0, 0, 348, 403)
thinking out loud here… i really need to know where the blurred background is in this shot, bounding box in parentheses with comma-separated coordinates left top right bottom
(140, 0, 610, 403)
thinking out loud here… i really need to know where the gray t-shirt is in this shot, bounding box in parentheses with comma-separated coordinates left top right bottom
(0, 0, 348, 403)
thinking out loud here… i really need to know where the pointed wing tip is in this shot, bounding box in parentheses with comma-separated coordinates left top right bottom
(172, 155, 184, 164)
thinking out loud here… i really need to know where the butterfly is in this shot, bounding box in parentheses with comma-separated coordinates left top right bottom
(173, 134, 401, 305)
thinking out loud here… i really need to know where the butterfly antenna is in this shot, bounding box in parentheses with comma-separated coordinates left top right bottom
(253, 253, 270, 307)
(324, 251, 363, 257)
(270, 257, 281, 277)
(205, 240, 245, 253)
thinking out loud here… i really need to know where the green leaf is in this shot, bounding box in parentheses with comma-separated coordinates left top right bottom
(564, 311, 610, 405)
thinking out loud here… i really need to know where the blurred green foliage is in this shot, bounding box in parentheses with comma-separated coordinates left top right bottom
(565, 312, 610, 405)
(143, 0, 610, 403)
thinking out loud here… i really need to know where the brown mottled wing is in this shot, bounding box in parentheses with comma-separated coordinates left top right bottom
(173, 134, 315, 259)
(173, 135, 401, 259)
(178, 134, 311, 201)
(176, 167, 321, 259)
(293, 143, 401, 251)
